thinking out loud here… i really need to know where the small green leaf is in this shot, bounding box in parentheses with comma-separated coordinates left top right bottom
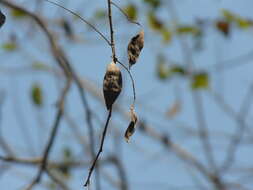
(2, 42, 17, 51)
(31, 84, 43, 107)
(11, 9, 27, 18)
(161, 28, 172, 43)
(191, 72, 209, 90)
(32, 62, 48, 70)
(176, 25, 200, 35)
(236, 18, 252, 29)
(170, 66, 186, 76)
(63, 147, 72, 160)
(58, 165, 70, 178)
(156, 54, 170, 80)
(147, 12, 163, 31)
(222, 9, 236, 22)
(143, 0, 161, 9)
(157, 62, 170, 80)
(221, 9, 253, 29)
(94, 9, 106, 19)
(123, 4, 138, 21)
(47, 182, 57, 190)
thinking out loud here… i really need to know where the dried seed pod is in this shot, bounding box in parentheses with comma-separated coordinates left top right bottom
(125, 106, 138, 142)
(0, 10, 6, 28)
(127, 30, 144, 68)
(103, 62, 122, 110)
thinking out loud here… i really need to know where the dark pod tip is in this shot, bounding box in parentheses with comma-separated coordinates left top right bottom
(0, 10, 6, 28)
(125, 121, 135, 143)
(103, 62, 122, 110)
(124, 107, 138, 143)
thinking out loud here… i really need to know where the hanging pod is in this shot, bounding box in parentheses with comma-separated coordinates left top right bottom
(0, 10, 6, 28)
(125, 106, 138, 142)
(127, 30, 144, 68)
(103, 62, 122, 110)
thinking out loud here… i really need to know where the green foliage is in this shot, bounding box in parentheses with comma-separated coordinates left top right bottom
(156, 54, 169, 80)
(124, 4, 138, 21)
(55, 147, 73, 179)
(31, 84, 43, 107)
(191, 72, 209, 89)
(161, 28, 172, 43)
(157, 62, 170, 80)
(222, 9, 253, 29)
(147, 12, 172, 43)
(2, 42, 17, 51)
(11, 9, 27, 18)
(176, 25, 201, 36)
(63, 147, 72, 160)
(94, 9, 107, 19)
(143, 0, 161, 9)
(32, 62, 48, 70)
(237, 18, 252, 29)
(170, 66, 186, 76)
(147, 12, 163, 31)
(156, 55, 186, 80)
(47, 182, 57, 190)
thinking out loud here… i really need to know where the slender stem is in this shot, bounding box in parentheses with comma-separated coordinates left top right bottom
(84, 108, 112, 186)
(111, 1, 141, 27)
(25, 79, 71, 190)
(116, 60, 136, 105)
(44, 0, 111, 46)
(107, 0, 117, 63)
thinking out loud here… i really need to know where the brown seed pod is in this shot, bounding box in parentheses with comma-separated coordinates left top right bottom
(103, 62, 122, 110)
(0, 10, 6, 28)
(125, 106, 138, 142)
(127, 30, 144, 68)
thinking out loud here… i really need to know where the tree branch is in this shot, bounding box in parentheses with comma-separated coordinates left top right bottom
(84, 108, 112, 186)
(25, 79, 71, 190)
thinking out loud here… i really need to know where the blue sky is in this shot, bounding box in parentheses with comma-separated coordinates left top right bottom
(1, 0, 253, 189)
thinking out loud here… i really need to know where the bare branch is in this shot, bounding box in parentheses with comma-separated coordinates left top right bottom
(84, 108, 112, 186)
(25, 79, 71, 189)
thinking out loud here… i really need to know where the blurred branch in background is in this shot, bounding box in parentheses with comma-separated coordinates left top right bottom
(0, 0, 253, 190)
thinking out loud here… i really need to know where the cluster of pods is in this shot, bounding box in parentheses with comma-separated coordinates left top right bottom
(103, 30, 144, 142)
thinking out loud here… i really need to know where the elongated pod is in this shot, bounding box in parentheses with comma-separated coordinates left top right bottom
(103, 62, 122, 110)
(125, 106, 138, 142)
(127, 30, 144, 68)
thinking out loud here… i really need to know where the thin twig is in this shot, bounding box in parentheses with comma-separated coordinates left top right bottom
(2, 1, 104, 189)
(44, 0, 111, 46)
(108, 156, 128, 190)
(139, 121, 225, 190)
(166, 1, 223, 188)
(208, 90, 248, 173)
(69, 61, 102, 190)
(111, 1, 141, 27)
(46, 168, 69, 190)
(0, 155, 88, 168)
(44, 0, 103, 187)
(107, 0, 117, 62)
(84, 108, 112, 186)
(116, 60, 136, 105)
(25, 79, 71, 190)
